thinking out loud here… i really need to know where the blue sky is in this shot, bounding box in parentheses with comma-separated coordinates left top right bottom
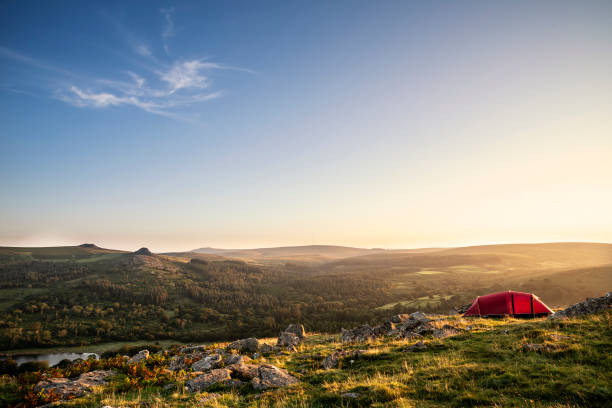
(1, 1, 611, 251)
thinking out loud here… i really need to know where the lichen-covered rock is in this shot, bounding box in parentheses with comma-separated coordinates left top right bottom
(433, 324, 460, 339)
(227, 338, 259, 353)
(407, 341, 427, 351)
(259, 343, 279, 354)
(222, 378, 246, 388)
(277, 331, 301, 347)
(284, 324, 306, 339)
(321, 350, 366, 369)
(167, 356, 187, 371)
(34, 370, 116, 399)
(127, 349, 149, 364)
(224, 354, 251, 366)
(251, 364, 298, 390)
(179, 344, 208, 354)
(390, 314, 411, 323)
(409, 311, 429, 322)
(185, 368, 232, 392)
(341, 325, 375, 343)
(192, 354, 222, 372)
(228, 363, 260, 380)
(372, 321, 395, 336)
(550, 293, 611, 319)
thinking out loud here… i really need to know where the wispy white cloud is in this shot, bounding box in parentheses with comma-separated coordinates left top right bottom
(0, 5, 250, 123)
(160, 8, 175, 54)
(161, 60, 211, 93)
(58, 59, 225, 117)
(134, 44, 152, 57)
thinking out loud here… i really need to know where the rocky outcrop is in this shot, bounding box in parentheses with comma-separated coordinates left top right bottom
(259, 343, 280, 354)
(186, 368, 232, 392)
(127, 350, 149, 364)
(277, 331, 301, 347)
(390, 314, 411, 323)
(34, 370, 116, 399)
(134, 247, 153, 256)
(522, 343, 564, 353)
(406, 341, 427, 351)
(284, 324, 306, 339)
(432, 324, 461, 339)
(251, 364, 298, 390)
(321, 349, 366, 369)
(224, 354, 250, 366)
(228, 363, 260, 380)
(227, 338, 259, 353)
(372, 321, 395, 336)
(341, 311, 437, 343)
(550, 293, 611, 319)
(179, 345, 208, 354)
(341, 325, 375, 343)
(396, 312, 435, 338)
(192, 354, 222, 372)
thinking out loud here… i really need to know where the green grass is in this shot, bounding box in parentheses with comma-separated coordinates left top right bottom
(378, 295, 454, 310)
(4, 312, 609, 407)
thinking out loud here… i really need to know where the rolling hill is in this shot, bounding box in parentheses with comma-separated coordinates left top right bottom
(0, 242, 610, 351)
(190, 245, 445, 264)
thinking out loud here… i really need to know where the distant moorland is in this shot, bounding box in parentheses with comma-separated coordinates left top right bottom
(0, 242, 610, 351)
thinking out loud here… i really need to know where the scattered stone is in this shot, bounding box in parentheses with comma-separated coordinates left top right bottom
(390, 314, 411, 323)
(191, 354, 222, 372)
(341, 392, 361, 398)
(259, 343, 279, 354)
(410, 311, 429, 321)
(186, 368, 232, 392)
(432, 324, 460, 339)
(179, 345, 208, 354)
(127, 349, 149, 364)
(407, 341, 427, 352)
(341, 325, 375, 343)
(372, 321, 395, 336)
(168, 355, 190, 371)
(550, 293, 611, 319)
(284, 324, 306, 339)
(228, 363, 260, 380)
(277, 331, 301, 347)
(34, 370, 116, 399)
(162, 383, 176, 390)
(522, 343, 564, 353)
(222, 378, 246, 388)
(321, 350, 366, 369)
(251, 364, 298, 390)
(227, 338, 259, 353)
(224, 354, 251, 366)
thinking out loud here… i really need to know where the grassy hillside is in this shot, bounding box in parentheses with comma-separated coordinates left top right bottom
(190, 245, 445, 264)
(0, 243, 610, 351)
(1, 311, 610, 407)
(0, 245, 125, 262)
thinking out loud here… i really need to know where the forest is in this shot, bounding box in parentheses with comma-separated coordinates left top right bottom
(0, 243, 610, 350)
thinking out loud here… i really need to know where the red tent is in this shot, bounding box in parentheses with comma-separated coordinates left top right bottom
(463, 291, 553, 317)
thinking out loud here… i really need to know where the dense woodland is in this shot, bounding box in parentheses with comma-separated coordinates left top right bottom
(0, 245, 610, 350)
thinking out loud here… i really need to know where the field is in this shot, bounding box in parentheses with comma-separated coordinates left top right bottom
(1, 311, 610, 407)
